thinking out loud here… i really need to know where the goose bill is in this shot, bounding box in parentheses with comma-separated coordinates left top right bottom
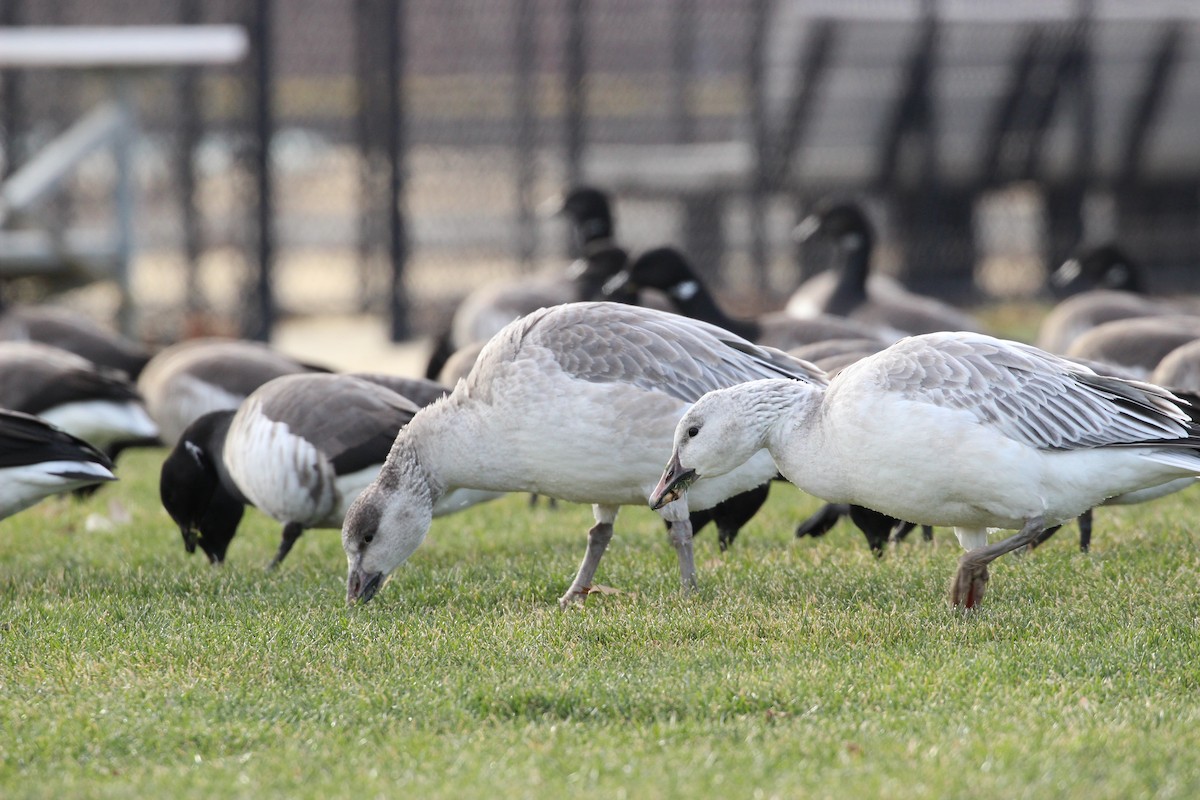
(650, 452, 698, 510)
(180, 525, 198, 555)
(347, 566, 384, 605)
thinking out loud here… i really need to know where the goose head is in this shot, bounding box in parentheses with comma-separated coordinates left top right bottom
(159, 411, 243, 564)
(342, 465, 435, 605)
(557, 186, 615, 247)
(603, 246, 703, 305)
(651, 382, 784, 510)
(1050, 244, 1145, 297)
(794, 200, 874, 253)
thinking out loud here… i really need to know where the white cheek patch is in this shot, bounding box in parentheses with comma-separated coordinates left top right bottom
(1103, 265, 1129, 288)
(671, 281, 700, 302)
(185, 441, 205, 468)
(840, 232, 865, 250)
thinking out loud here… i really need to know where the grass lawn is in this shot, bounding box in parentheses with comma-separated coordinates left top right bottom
(2, 446, 1199, 799)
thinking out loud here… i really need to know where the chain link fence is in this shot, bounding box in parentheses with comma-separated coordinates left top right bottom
(2, 0, 1200, 349)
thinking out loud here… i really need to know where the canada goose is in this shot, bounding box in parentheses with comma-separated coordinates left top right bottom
(137, 338, 330, 446)
(1037, 244, 1175, 353)
(341, 302, 826, 606)
(652, 331, 1200, 609)
(160, 372, 492, 566)
(1064, 316, 1200, 379)
(0, 341, 158, 455)
(788, 201, 982, 340)
(604, 246, 886, 349)
(424, 186, 634, 380)
(0, 304, 152, 379)
(0, 410, 116, 519)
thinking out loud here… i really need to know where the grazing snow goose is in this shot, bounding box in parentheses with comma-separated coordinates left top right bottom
(604, 246, 885, 349)
(0, 341, 158, 455)
(424, 186, 635, 379)
(1064, 316, 1200, 379)
(0, 304, 152, 379)
(787, 201, 982, 340)
(341, 301, 827, 606)
(138, 338, 330, 446)
(1037, 244, 1172, 353)
(160, 373, 489, 565)
(0, 410, 116, 519)
(651, 331, 1200, 609)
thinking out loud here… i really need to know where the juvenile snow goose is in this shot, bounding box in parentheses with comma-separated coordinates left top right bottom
(1037, 244, 1171, 354)
(138, 338, 330, 446)
(0, 410, 116, 519)
(604, 246, 885, 349)
(160, 373, 487, 565)
(424, 186, 635, 379)
(787, 202, 982, 340)
(0, 304, 152, 379)
(341, 301, 826, 606)
(651, 331, 1200, 609)
(0, 341, 158, 455)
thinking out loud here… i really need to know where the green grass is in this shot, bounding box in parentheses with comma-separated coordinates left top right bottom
(2, 447, 1200, 799)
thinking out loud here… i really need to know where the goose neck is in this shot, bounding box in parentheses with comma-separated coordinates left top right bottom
(826, 232, 873, 315)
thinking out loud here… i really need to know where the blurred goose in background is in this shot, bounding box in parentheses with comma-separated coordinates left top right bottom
(0, 304, 152, 379)
(604, 246, 886, 350)
(0, 341, 158, 457)
(1153, 339, 1200, 392)
(423, 186, 635, 379)
(652, 331, 1200, 609)
(0, 410, 116, 519)
(160, 372, 490, 566)
(138, 338, 331, 446)
(1037, 244, 1177, 354)
(1065, 316, 1200, 379)
(342, 302, 827, 607)
(787, 201, 982, 340)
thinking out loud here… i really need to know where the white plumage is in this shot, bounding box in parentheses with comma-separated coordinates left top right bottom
(341, 301, 827, 606)
(653, 331, 1200, 608)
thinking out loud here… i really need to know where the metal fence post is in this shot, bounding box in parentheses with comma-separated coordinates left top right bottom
(387, 0, 410, 341)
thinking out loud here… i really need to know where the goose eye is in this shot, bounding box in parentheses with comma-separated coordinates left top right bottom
(687, 426, 700, 438)
(363, 533, 374, 544)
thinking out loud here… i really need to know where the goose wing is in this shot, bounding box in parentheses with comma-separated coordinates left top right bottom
(484, 301, 827, 403)
(857, 331, 1200, 451)
(252, 374, 421, 475)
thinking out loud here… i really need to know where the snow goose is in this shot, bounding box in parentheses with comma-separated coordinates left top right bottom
(1038, 245, 1177, 354)
(0, 410, 116, 519)
(651, 331, 1200, 609)
(0, 341, 158, 455)
(423, 186, 634, 379)
(787, 201, 982, 340)
(0, 304, 151, 379)
(1065, 316, 1200, 379)
(604, 246, 885, 349)
(160, 373, 488, 565)
(341, 301, 827, 606)
(138, 338, 330, 446)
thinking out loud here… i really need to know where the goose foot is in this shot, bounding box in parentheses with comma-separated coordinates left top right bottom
(560, 517, 615, 610)
(950, 558, 989, 609)
(558, 586, 590, 609)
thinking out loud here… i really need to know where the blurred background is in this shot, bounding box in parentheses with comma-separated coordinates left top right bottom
(2, 0, 1200, 366)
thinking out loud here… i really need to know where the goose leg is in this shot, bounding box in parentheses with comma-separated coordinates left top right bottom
(659, 499, 697, 591)
(795, 503, 850, 540)
(1077, 508, 1093, 552)
(267, 521, 305, 570)
(558, 505, 618, 608)
(951, 516, 1046, 609)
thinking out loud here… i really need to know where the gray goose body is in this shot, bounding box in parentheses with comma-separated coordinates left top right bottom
(1065, 316, 1200, 379)
(0, 341, 157, 452)
(342, 301, 827, 606)
(138, 338, 326, 447)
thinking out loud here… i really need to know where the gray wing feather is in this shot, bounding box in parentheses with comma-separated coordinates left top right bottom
(478, 302, 827, 403)
(858, 332, 1198, 450)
